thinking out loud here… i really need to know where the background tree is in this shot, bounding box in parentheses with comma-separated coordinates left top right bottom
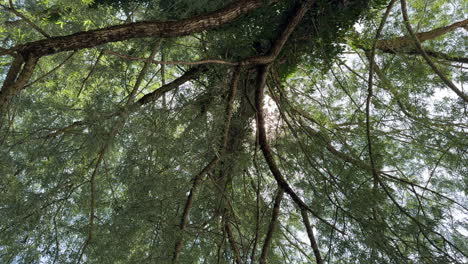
(0, 0, 466, 263)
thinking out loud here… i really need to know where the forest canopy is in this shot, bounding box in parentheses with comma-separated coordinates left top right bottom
(0, 0, 467, 263)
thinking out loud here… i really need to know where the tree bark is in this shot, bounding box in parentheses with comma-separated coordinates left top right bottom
(0, 0, 275, 114)
(0, 56, 38, 114)
(11, 0, 274, 58)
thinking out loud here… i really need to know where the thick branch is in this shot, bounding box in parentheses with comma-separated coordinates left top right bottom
(375, 19, 467, 51)
(0, 56, 38, 113)
(12, 0, 273, 58)
(256, 65, 340, 234)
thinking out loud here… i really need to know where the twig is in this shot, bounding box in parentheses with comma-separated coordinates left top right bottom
(24, 51, 76, 89)
(77, 50, 104, 97)
(0, 3, 51, 38)
(75, 40, 161, 263)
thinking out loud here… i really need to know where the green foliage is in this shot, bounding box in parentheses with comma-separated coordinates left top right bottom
(0, 0, 467, 263)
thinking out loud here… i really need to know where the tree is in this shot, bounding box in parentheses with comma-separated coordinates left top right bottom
(0, 0, 466, 263)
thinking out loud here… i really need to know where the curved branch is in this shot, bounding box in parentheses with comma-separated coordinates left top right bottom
(254, 0, 342, 236)
(400, 0, 468, 102)
(256, 65, 342, 234)
(172, 66, 242, 263)
(172, 157, 220, 264)
(0, 55, 38, 113)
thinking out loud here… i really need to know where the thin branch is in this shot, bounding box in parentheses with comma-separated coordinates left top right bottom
(377, 178, 467, 261)
(161, 44, 167, 107)
(400, 0, 468, 102)
(380, 172, 468, 212)
(77, 50, 105, 97)
(366, 0, 396, 188)
(280, 226, 315, 263)
(44, 65, 204, 138)
(46, 120, 84, 138)
(76, 148, 105, 264)
(75, 41, 161, 263)
(104, 50, 238, 66)
(124, 40, 161, 106)
(378, 48, 468, 64)
(24, 51, 76, 89)
(242, 0, 314, 66)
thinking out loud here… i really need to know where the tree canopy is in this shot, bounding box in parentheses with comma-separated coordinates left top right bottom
(0, 0, 467, 263)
